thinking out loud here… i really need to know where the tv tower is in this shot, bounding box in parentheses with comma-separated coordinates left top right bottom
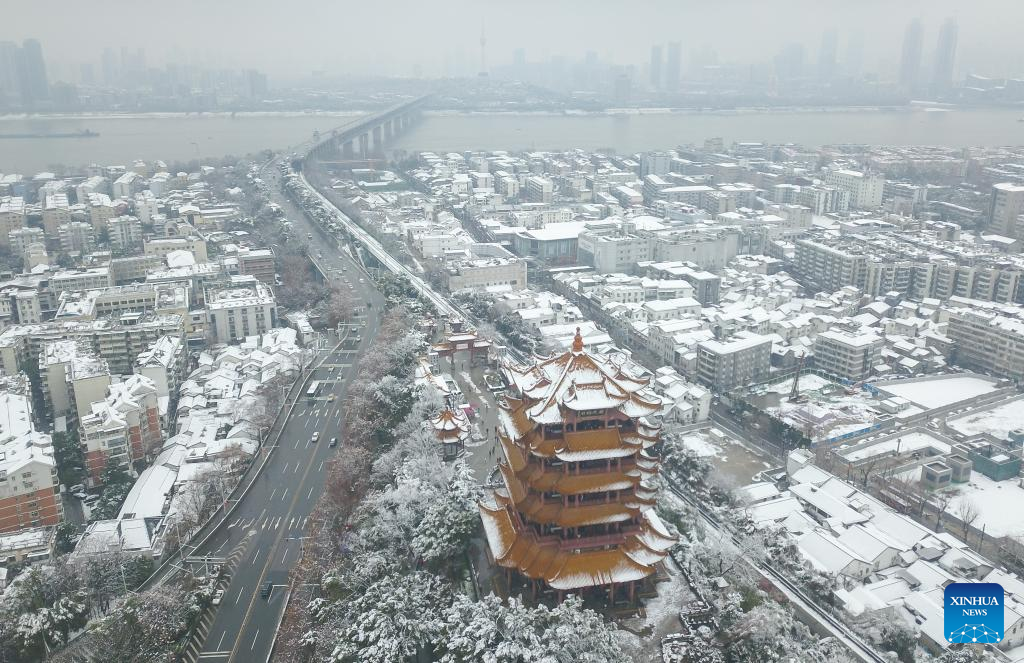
(479, 19, 488, 77)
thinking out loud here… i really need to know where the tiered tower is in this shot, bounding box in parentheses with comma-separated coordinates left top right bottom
(431, 407, 471, 460)
(479, 329, 676, 605)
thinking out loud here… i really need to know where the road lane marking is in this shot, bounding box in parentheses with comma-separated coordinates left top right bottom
(235, 587, 244, 605)
(294, 463, 300, 474)
(308, 485, 315, 499)
(217, 631, 227, 650)
(281, 548, 289, 564)
(280, 488, 289, 502)
(318, 460, 324, 472)
(269, 489, 277, 501)
(282, 462, 289, 474)
(251, 630, 260, 651)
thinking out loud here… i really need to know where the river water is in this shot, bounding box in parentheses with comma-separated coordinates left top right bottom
(2, 107, 1024, 173)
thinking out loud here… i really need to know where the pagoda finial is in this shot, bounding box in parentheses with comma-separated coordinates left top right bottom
(572, 327, 584, 353)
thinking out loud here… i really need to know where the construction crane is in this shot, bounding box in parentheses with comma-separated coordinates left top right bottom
(788, 353, 807, 403)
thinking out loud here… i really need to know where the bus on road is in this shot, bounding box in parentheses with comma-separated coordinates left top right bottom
(306, 381, 321, 400)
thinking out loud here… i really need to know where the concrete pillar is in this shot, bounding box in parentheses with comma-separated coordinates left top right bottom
(343, 140, 354, 159)
(358, 133, 369, 158)
(384, 119, 393, 141)
(372, 125, 383, 154)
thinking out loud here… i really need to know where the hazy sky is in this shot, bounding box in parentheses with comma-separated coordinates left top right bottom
(4, 0, 1024, 81)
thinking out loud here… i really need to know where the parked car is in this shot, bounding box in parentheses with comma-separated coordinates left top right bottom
(212, 589, 225, 606)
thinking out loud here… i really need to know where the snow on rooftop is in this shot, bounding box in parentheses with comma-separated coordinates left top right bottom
(873, 375, 1001, 411)
(839, 431, 951, 463)
(947, 396, 1024, 440)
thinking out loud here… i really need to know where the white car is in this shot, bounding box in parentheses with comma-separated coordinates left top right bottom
(212, 589, 225, 606)
(311, 432, 320, 443)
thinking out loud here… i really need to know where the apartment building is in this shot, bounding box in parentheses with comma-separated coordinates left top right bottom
(0, 313, 184, 377)
(79, 375, 162, 482)
(696, 334, 772, 391)
(987, 183, 1024, 237)
(135, 335, 187, 407)
(205, 275, 277, 342)
(577, 224, 652, 273)
(947, 308, 1024, 381)
(525, 176, 553, 204)
(235, 247, 276, 285)
(144, 236, 209, 263)
(108, 215, 142, 251)
(41, 194, 71, 236)
(58, 221, 96, 254)
(50, 267, 113, 296)
(824, 169, 884, 209)
(0, 197, 25, 247)
(0, 376, 62, 534)
(39, 339, 112, 422)
(814, 329, 884, 381)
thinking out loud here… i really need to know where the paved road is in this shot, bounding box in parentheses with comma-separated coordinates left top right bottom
(186, 155, 384, 663)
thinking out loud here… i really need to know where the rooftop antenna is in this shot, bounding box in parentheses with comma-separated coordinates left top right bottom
(479, 19, 488, 77)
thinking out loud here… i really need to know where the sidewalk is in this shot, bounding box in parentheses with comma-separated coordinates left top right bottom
(439, 353, 501, 484)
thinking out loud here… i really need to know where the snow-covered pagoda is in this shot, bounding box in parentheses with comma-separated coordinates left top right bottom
(431, 407, 471, 460)
(479, 329, 677, 606)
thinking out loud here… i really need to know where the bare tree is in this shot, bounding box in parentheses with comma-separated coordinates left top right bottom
(932, 489, 956, 531)
(956, 498, 981, 543)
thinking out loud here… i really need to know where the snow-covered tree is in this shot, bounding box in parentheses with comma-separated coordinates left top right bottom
(436, 593, 630, 663)
(327, 572, 452, 663)
(411, 460, 481, 568)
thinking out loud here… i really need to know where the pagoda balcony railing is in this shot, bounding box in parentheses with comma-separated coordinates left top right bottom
(558, 460, 638, 477)
(556, 532, 627, 552)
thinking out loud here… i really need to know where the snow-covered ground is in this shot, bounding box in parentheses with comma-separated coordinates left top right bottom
(840, 431, 951, 462)
(762, 374, 835, 395)
(949, 473, 1024, 539)
(947, 397, 1024, 440)
(678, 431, 721, 458)
(767, 391, 881, 442)
(875, 376, 1000, 410)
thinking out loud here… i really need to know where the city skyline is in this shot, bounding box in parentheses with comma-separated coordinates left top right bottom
(1, 0, 1022, 82)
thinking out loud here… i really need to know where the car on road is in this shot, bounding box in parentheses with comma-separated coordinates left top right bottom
(261, 581, 273, 599)
(212, 589, 224, 606)
(330, 437, 338, 447)
(328, 394, 335, 402)
(311, 432, 320, 443)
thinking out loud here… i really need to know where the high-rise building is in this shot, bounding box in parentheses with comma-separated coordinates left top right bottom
(899, 18, 924, 93)
(665, 41, 681, 91)
(17, 39, 49, 107)
(932, 17, 958, 96)
(479, 330, 676, 603)
(818, 29, 838, 80)
(649, 44, 663, 90)
(0, 41, 18, 106)
(613, 71, 631, 106)
(987, 183, 1024, 237)
(845, 31, 864, 78)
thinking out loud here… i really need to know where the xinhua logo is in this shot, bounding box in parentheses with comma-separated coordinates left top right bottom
(944, 582, 1004, 644)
